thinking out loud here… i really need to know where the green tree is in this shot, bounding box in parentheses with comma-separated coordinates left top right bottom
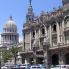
(10, 46, 18, 65)
(2, 50, 12, 63)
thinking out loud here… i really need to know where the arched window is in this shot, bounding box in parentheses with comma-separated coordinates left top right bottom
(65, 17, 69, 28)
(52, 24, 56, 32)
(64, 53, 69, 64)
(52, 54, 59, 65)
(33, 31, 35, 38)
(42, 28, 45, 35)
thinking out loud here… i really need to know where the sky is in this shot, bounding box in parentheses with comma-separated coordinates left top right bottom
(0, 0, 62, 42)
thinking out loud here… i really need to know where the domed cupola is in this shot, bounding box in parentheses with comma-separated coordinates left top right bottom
(1, 16, 19, 46)
(3, 16, 17, 33)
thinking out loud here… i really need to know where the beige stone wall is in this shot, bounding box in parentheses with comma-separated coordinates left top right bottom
(25, 32, 30, 50)
(25, 33, 30, 43)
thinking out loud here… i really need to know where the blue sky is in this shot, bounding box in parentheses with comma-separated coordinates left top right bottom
(0, 0, 62, 41)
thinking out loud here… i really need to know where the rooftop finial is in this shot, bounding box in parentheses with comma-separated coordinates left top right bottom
(10, 16, 12, 20)
(29, 0, 32, 6)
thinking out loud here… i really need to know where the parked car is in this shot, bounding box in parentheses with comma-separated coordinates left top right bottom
(30, 65, 41, 69)
(1, 66, 8, 69)
(38, 64, 46, 69)
(51, 65, 69, 69)
(20, 64, 30, 69)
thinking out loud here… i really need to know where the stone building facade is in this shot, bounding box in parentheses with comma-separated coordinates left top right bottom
(21, 0, 69, 65)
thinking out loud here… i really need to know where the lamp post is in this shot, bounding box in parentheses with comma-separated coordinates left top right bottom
(58, 34, 62, 69)
(43, 37, 50, 69)
(32, 46, 37, 64)
(58, 43, 61, 69)
(32, 38, 39, 65)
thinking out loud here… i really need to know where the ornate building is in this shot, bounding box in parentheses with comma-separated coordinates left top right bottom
(21, 0, 69, 66)
(1, 16, 19, 48)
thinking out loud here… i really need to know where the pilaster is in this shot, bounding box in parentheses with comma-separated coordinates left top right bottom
(45, 26, 47, 37)
(39, 28, 40, 47)
(62, 20, 65, 44)
(30, 31, 31, 50)
(56, 22, 60, 44)
(49, 25, 52, 47)
(43, 45, 50, 69)
(59, 51, 64, 65)
(35, 30, 36, 39)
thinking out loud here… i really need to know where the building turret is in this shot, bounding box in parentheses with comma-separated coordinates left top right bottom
(26, 0, 34, 22)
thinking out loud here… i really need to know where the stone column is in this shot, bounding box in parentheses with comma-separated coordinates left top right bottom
(35, 30, 36, 39)
(62, 20, 65, 44)
(45, 27, 48, 38)
(13, 35, 14, 41)
(3, 35, 5, 42)
(56, 22, 60, 43)
(49, 25, 52, 47)
(6, 35, 7, 41)
(59, 51, 64, 65)
(43, 42, 50, 69)
(33, 47, 37, 64)
(45, 26, 47, 37)
(8, 35, 10, 40)
(2, 36, 4, 43)
(25, 58, 28, 64)
(39, 28, 41, 47)
(30, 31, 31, 50)
(11, 35, 12, 40)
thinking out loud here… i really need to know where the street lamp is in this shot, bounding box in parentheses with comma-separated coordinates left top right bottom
(32, 44, 38, 64)
(43, 37, 50, 69)
(32, 38, 39, 65)
(58, 43, 61, 69)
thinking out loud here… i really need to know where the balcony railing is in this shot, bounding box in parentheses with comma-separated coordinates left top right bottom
(31, 37, 35, 40)
(49, 43, 69, 50)
(64, 27, 69, 32)
(52, 31, 57, 35)
(40, 34, 46, 38)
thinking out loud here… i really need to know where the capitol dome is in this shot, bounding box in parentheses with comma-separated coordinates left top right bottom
(3, 16, 17, 33)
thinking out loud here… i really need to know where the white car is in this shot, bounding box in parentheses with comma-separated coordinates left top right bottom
(1, 66, 8, 69)
(38, 64, 46, 69)
(20, 64, 30, 69)
(30, 65, 41, 69)
(51, 65, 69, 69)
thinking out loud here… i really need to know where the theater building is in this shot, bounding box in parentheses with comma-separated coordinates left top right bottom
(21, 0, 69, 66)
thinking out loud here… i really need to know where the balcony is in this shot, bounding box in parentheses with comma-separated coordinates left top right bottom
(64, 27, 69, 33)
(40, 34, 46, 39)
(52, 31, 57, 36)
(49, 43, 69, 50)
(31, 37, 35, 40)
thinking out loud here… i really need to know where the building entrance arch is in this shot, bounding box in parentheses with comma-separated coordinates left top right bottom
(52, 54, 59, 65)
(65, 53, 69, 64)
